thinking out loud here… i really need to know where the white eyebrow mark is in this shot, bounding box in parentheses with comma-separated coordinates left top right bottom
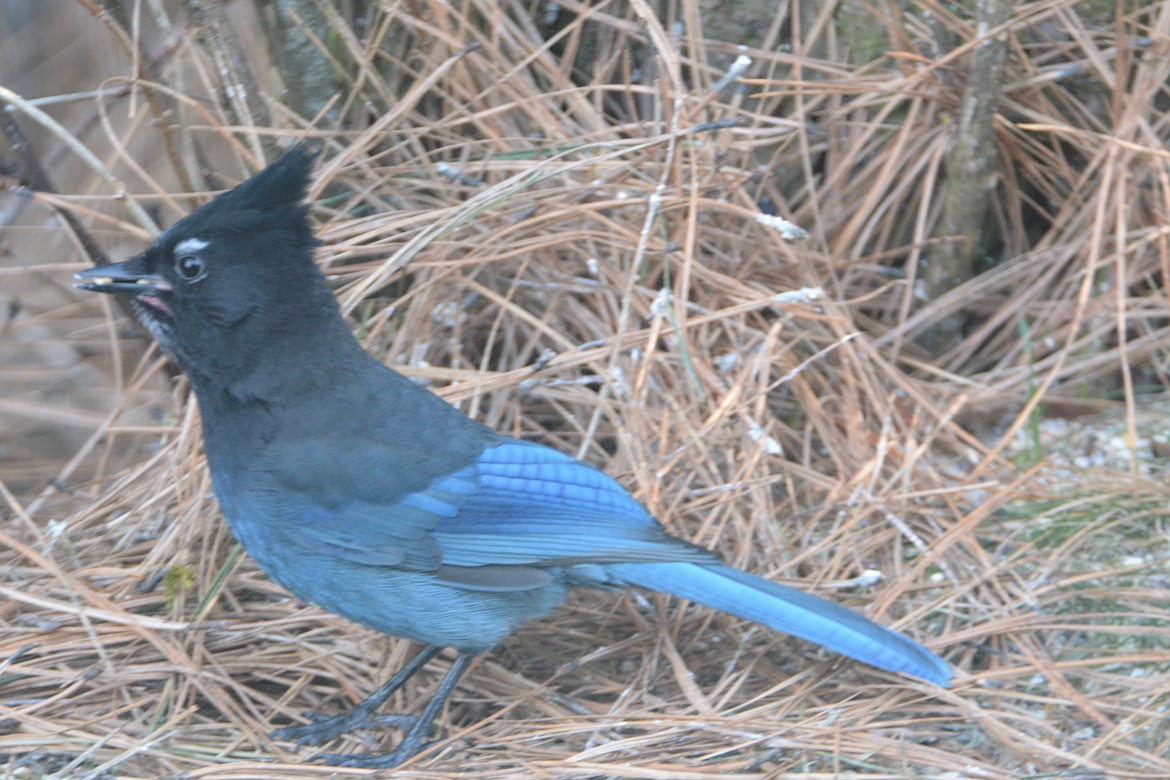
(175, 238, 210, 254)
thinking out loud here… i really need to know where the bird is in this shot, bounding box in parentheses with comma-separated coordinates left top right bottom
(76, 145, 951, 768)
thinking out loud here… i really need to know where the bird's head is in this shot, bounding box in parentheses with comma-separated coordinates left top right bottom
(75, 145, 342, 393)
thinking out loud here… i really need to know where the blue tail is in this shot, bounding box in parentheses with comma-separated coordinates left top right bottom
(609, 562, 951, 687)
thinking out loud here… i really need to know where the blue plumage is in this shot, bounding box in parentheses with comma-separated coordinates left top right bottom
(75, 146, 952, 769)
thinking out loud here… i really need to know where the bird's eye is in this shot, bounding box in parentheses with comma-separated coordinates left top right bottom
(176, 254, 207, 282)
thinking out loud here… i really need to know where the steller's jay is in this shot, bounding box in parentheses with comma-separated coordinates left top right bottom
(76, 146, 951, 768)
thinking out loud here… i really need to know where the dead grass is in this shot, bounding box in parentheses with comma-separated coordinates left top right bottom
(2, 0, 1169, 777)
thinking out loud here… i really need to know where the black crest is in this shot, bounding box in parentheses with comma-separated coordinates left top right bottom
(214, 144, 318, 215)
(162, 144, 320, 250)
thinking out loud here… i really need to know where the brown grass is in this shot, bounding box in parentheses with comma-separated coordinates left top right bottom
(2, 0, 1169, 777)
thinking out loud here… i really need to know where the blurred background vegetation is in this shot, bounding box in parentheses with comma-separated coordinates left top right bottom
(2, 0, 1168, 777)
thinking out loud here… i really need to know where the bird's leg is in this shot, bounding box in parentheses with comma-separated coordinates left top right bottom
(311, 652, 475, 768)
(270, 645, 442, 747)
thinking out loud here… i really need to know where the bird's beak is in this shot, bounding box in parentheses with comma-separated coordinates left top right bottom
(74, 259, 172, 296)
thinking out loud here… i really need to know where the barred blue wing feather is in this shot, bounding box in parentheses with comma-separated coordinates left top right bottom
(277, 439, 713, 575)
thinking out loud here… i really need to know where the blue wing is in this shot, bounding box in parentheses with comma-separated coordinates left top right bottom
(278, 439, 713, 586)
(433, 441, 708, 566)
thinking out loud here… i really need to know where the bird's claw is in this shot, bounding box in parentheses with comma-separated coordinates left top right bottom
(374, 713, 424, 731)
(271, 709, 433, 750)
(270, 707, 380, 747)
(310, 742, 436, 769)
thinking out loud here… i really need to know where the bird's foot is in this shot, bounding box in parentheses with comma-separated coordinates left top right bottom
(310, 740, 435, 769)
(270, 709, 422, 748)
